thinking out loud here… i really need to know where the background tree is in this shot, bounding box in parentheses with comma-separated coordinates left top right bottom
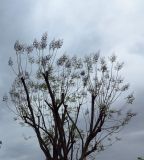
(4, 33, 135, 160)
(138, 157, 144, 160)
(0, 141, 2, 148)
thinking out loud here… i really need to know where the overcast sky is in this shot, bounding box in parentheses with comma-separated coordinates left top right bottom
(0, 0, 144, 159)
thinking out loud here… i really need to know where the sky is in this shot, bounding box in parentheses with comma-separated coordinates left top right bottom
(0, 0, 144, 159)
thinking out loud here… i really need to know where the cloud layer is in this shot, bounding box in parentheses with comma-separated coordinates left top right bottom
(0, 0, 144, 159)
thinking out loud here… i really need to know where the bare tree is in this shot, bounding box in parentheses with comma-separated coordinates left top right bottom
(4, 33, 135, 160)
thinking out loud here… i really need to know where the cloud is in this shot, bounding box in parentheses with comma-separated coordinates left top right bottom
(0, 0, 144, 159)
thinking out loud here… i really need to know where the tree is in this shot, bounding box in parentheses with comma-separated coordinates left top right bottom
(4, 33, 135, 160)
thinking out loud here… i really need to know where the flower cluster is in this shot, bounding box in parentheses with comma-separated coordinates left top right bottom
(33, 39, 39, 49)
(26, 45, 33, 54)
(40, 32, 47, 49)
(3, 94, 8, 102)
(33, 33, 47, 50)
(115, 62, 124, 71)
(57, 54, 68, 66)
(14, 40, 25, 52)
(84, 56, 92, 71)
(121, 83, 129, 91)
(93, 51, 100, 63)
(109, 54, 117, 63)
(8, 57, 13, 66)
(49, 39, 63, 50)
(127, 94, 135, 104)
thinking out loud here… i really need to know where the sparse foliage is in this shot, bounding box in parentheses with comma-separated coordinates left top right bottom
(4, 33, 135, 160)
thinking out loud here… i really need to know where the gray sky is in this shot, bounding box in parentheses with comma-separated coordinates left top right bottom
(0, 0, 144, 159)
